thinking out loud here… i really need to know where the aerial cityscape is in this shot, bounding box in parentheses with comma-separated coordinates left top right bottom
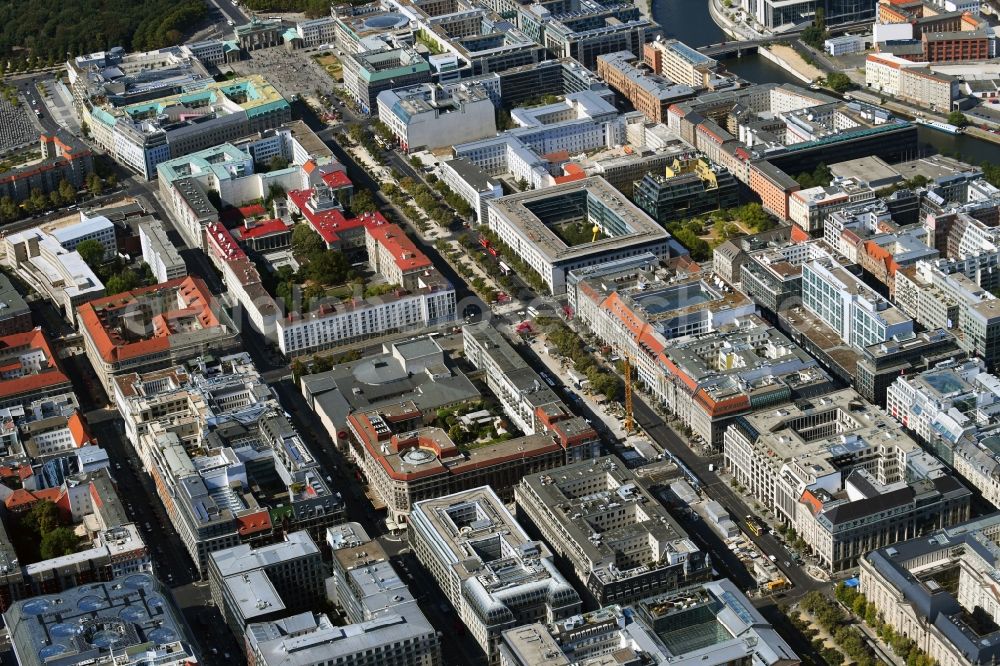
(0, 0, 997, 663)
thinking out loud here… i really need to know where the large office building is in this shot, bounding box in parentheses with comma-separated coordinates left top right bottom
(632, 157, 740, 224)
(516, 456, 710, 605)
(738, 238, 847, 315)
(462, 323, 599, 450)
(409, 486, 582, 664)
(208, 531, 327, 643)
(486, 177, 678, 294)
(342, 46, 433, 114)
(3, 217, 107, 320)
(349, 407, 592, 528)
(246, 523, 441, 666)
(113, 354, 344, 574)
(855, 328, 965, 406)
(525, 1, 652, 70)
(377, 81, 497, 152)
(801, 256, 914, 349)
(860, 513, 1000, 666)
(500, 580, 799, 666)
(724, 388, 972, 572)
(0, 131, 94, 204)
(301, 335, 480, 446)
(568, 258, 829, 447)
(885, 358, 997, 462)
(0, 328, 74, 410)
(247, 526, 440, 666)
(4, 575, 196, 666)
(84, 75, 291, 179)
(77, 276, 241, 394)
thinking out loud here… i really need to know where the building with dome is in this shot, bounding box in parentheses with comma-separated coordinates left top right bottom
(4, 575, 195, 666)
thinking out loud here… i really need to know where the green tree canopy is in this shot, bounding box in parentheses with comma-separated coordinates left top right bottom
(76, 239, 106, 268)
(267, 155, 290, 172)
(306, 251, 355, 286)
(350, 189, 379, 215)
(826, 72, 852, 93)
(291, 223, 327, 259)
(39, 527, 79, 559)
(24, 500, 61, 534)
(947, 111, 970, 127)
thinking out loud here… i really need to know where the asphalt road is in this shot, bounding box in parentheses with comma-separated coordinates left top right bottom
(629, 396, 823, 598)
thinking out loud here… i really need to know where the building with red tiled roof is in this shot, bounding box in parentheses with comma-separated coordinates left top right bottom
(347, 406, 584, 525)
(0, 328, 73, 410)
(77, 276, 241, 396)
(287, 184, 366, 255)
(364, 218, 433, 290)
(233, 218, 292, 252)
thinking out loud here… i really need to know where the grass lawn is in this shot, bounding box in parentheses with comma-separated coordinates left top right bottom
(326, 283, 357, 300)
(313, 54, 343, 81)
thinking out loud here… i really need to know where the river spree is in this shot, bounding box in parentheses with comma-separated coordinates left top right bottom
(651, 0, 1000, 164)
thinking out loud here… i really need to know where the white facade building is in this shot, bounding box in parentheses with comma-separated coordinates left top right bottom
(409, 486, 582, 665)
(377, 82, 497, 153)
(138, 219, 186, 282)
(801, 257, 914, 349)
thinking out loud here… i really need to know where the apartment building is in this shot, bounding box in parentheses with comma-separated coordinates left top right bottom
(788, 178, 876, 234)
(724, 389, 971, 571)
(595, 51, 694, 124)
(644, 38, 719, 89)
(515, 456, 709, 605)
(409, 486, 582, 664)
(865, 53, 959, 111)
